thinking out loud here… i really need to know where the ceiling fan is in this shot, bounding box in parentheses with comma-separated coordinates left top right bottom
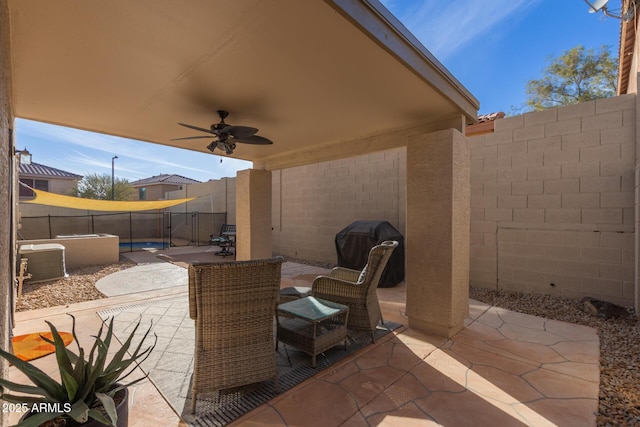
(171, 110, 273, 155)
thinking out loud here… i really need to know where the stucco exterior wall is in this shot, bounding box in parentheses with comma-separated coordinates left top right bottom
(470, 95, 637, 307)
(271, 147, 406, 263)
(47, 178, 78, 195)
(1, 1, 12, 425)
(133, 183, 182, 201)
(17, 235, 119, 268)
(166, 178, 236, 221)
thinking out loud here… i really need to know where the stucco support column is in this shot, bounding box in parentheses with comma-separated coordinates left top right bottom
(405, 128, 470, 338)
(235, 169, 272, 260)
(0, 1, 13, 426)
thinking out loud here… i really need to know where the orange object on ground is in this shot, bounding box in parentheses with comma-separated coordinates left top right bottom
(11, 332, 73, 362)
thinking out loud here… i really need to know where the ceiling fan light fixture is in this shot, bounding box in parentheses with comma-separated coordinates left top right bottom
(173, 110, 273, 155)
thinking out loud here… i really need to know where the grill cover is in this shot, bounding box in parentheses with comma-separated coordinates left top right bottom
(335, 220, 404, 287)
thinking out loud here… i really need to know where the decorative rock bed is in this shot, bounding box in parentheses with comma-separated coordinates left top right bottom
(16, 257, 135, 312)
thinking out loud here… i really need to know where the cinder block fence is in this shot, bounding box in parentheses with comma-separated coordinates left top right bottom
(469, 95, 636, 307)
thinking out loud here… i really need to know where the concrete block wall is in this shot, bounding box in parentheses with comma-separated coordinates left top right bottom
(470, 94, 637, 307)
(272, 147, 406, 263)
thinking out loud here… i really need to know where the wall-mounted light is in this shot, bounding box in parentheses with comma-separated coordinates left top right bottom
(584, 0, 636, 21)
(17, 148, 31, 165)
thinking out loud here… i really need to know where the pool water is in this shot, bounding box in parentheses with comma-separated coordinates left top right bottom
(119, 241, 167, 249)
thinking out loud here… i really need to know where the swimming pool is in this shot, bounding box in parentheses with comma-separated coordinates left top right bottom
(119, 241, 168, 250)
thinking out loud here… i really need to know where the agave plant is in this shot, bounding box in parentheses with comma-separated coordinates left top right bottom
(0, 314, 156, 427)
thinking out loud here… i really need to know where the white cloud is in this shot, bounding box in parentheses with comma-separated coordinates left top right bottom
(381, 0, 542, 60)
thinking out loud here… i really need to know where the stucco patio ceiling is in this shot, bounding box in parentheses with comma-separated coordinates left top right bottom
(8, 0, 479, 169)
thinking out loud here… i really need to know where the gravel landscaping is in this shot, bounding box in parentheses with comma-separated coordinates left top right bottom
(16, 257, 135, 312)
(15, 259, 639, 426)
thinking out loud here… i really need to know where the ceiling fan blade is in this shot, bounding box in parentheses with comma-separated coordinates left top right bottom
(235, 135, 273, 145)
(178, 122, 216, 134)
(221, 125, 258, 139)
(170, 135, 216, 141)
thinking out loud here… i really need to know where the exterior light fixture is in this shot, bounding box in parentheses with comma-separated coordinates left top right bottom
(17, 148, 31, 165)
(584, 0, 636, 21)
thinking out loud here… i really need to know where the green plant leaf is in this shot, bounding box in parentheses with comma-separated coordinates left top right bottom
(112, 372, 150, 390)
(86, 320, 104, 364)
(59, 367, 79, 401)
(103, 325, 157, 386)
(103, 338, 156, 386)
(0, 393, 48, 404)
(68, 400, 90, 424)
(0, 377, 51, 398)
(95, 392, 118, 426)
(104, 318, 142, 372)
(71, 346, 86, 386)
(44, 321, 74, 376)
(39, 334, 79, 365)
(102, 317, 114, 350)
(98, 323, 156, 391)
(0, 347, 64, 400)
(84, 337, 109, 394)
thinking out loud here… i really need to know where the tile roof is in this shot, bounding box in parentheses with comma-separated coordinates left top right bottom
(466, 112, 505, 136)
(130, 174, 201, 186)
(19, 162, 83, 179)
(476, 112, 505, 123)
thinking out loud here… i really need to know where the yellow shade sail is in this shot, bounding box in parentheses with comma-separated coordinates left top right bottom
(23, 188, 196, 212)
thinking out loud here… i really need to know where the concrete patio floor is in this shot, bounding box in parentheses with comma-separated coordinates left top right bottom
(8, 247, 599, 426)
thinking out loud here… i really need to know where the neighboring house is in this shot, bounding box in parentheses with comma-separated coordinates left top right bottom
(18, 160, 83, 200)
(130, 174, 200, 201)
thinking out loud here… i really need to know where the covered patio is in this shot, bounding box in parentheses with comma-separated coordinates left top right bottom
(0, 1, 599, 425)
(3, 0, 477, 345)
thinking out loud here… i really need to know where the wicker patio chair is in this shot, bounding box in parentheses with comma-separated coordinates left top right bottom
(311, 240, 398, 343)
(188, 257, 283, 414)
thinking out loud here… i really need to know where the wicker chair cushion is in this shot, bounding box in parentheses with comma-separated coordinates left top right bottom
(356, 265, 368, 284)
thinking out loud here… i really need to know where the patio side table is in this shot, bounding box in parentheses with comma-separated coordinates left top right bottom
(276, 296, 349, 367)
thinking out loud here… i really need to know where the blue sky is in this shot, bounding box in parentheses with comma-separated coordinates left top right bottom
(15, 0, 621, 183)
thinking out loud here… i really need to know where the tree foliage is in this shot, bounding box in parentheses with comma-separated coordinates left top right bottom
(526, 45, 617, 111)
(73, 173, 135, 201)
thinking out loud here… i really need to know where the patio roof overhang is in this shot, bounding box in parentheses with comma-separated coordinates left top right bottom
(8, 0, 479, 169)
